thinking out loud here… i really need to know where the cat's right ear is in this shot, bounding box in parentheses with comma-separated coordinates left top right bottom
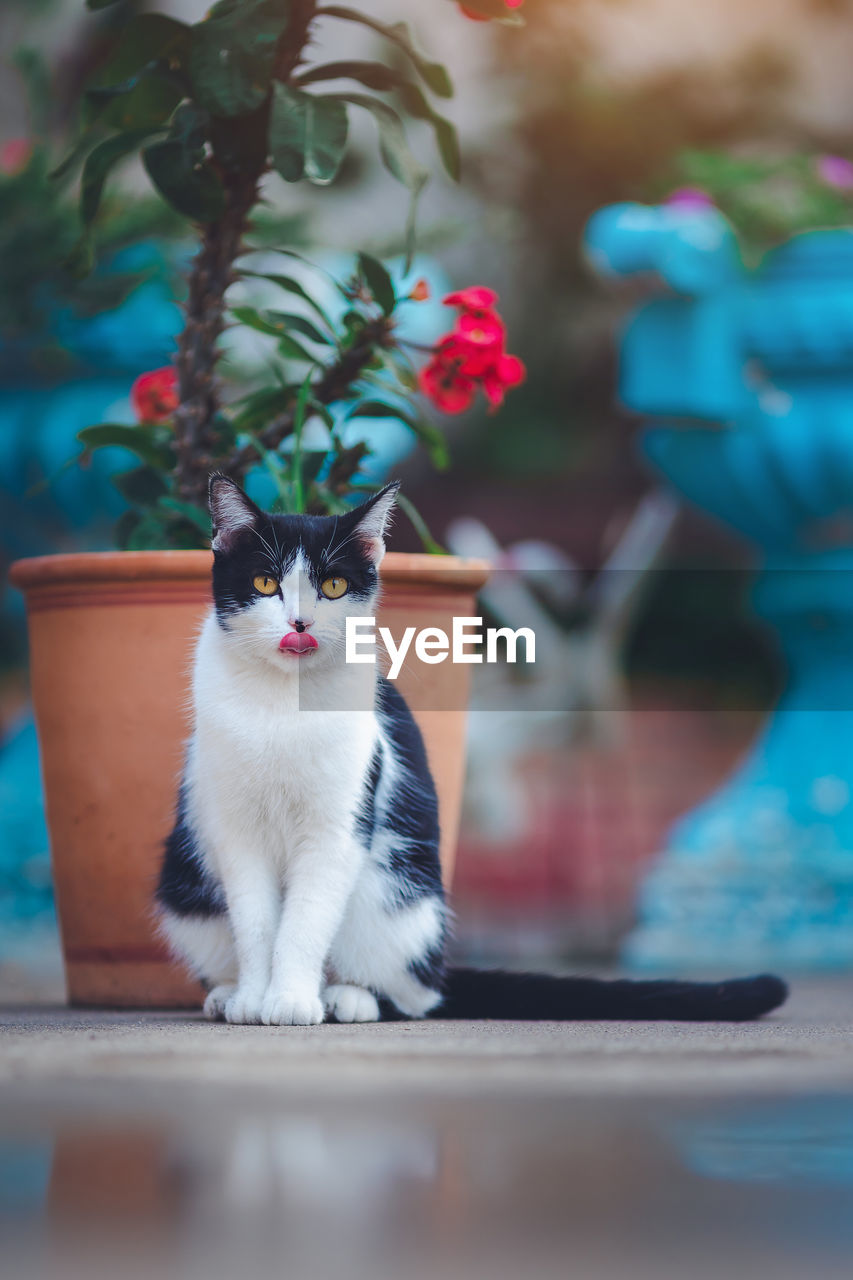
(209, 474, 262, 552)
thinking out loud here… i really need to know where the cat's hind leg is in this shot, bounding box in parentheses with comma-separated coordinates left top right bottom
(328, 864, 447, 1020)
(158, 911, 237, 1019)
(323, 983, 380, 1023)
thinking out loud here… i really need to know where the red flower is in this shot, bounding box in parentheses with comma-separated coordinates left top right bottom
(419, 285, 524, 415)
(482, 353, 526, 409)
(0, 138, 32, 176)
(443, 286, 498, 310)
(443, 315, 503, 379)
(131, 367, 179, 423)
(409, 278, 431, 302)
(459, 0, 524, 20)
(418, 358, 477, 415)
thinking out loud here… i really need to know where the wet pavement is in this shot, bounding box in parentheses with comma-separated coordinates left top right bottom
(2, 982, 853, 1280)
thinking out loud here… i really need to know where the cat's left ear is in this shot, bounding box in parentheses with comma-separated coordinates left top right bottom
(209, 473, 263, 552)
(351, 481, 400, 566)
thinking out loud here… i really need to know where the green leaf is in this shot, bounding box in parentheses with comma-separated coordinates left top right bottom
(91, 14, 189, 86)
(143, 138, 225, 221)
(327, 93, 427, 193)
(253, 248, 353, 300)
(346, 400, 450, 469)
(230, 305, 289, 336)
(86, 0, 125, 9)
(80, 128, 164, 227)
(189, 0, 290, 118)
(240, 270, 336, 330)
(86, 14, 189, 130)
(232, 384, 296, 432)
(396, 81, 460, 183)
(305, 95, 348, 184)
(357, 252, 396, 315)
(296, 60, 401, 92)
(141, 105, 223, 222)
(269, 81, 306, 181)
(230, 306, 318, 361)
(317, 7, 453, 97)
(77, 424, 174, 469)
(269, 84, 349, 186)
(98, 74, 185, 133)
(112, 465, 168, 506)
(264, 311, 331, 344)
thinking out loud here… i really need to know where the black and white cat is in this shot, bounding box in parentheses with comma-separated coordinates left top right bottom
(156, 475, 787, 1026)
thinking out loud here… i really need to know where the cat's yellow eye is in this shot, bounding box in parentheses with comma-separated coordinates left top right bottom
(321, 576, 348, 600)
(253, 574, 279, 596)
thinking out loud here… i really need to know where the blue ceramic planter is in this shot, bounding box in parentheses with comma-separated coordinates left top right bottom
(585, 204, 853, 970)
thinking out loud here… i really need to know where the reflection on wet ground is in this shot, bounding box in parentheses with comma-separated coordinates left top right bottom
(2, 1087, 853, 1280)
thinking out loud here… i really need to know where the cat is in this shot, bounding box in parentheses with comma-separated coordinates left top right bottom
(156, 474, 788, 1026)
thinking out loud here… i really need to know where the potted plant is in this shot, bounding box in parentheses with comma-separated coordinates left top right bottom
(10, 0, 526, 1006)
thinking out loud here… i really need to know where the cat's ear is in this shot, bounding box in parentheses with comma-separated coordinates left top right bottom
(209, 474, 262, 552)
(350, 481, 400, 566)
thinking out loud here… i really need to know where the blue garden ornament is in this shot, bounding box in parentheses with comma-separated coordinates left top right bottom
(585, 201, 853, 970)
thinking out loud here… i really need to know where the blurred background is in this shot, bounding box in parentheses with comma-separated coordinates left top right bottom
(5, 0, 853, 995)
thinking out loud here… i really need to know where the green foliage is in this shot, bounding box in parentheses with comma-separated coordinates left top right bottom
(59, 1, 515, 552)
(78, 250, 451, 548)
(357, 253, 395, 315)
(662, 149, 853, 262)
(62, 2, 457, 240)
(318, 8, 453, 97)
(143, 106, 225, 221)
(269, 83, 349, 185)
(188, 0, 290, 118)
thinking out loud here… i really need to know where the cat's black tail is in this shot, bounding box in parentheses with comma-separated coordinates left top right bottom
(431, 968, 788, 1022)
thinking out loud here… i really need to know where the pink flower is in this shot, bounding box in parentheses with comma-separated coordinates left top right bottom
(665, 187, 715, 211)
(131, 367, 179, 422)
(817, 155, 853, 190)
(0, 138, 32, 176)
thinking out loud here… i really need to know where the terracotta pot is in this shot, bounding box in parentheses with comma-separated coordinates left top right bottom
(10, 550, 489, 1008)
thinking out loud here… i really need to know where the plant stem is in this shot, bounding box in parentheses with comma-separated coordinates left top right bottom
(172, 169, 258, 508)
(171, 0, 319, 511)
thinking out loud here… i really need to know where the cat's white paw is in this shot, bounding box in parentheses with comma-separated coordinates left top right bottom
(324, 983, 380, 1023)
(223, 987, 265, 1025)
(203, 984, 236, 1021)
(261, 988, 325, 1026)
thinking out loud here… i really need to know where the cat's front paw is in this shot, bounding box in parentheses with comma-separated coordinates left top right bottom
(203, 984, 236, 1021)
(261, 988, 325, 1026)
(223, 987, 266, 1025)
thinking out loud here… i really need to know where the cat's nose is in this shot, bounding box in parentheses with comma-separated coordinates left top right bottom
(291, 616, 314, 632)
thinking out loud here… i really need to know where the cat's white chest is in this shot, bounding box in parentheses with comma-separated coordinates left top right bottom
(188, 613, 376, 865)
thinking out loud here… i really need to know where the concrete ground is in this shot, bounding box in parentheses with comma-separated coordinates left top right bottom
(1, 981, 853, 1280)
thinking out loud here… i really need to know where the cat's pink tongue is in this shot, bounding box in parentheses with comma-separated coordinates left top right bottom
(279, 631, 319, 655)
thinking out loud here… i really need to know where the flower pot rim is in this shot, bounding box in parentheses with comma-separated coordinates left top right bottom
(10, 548, 491, 593)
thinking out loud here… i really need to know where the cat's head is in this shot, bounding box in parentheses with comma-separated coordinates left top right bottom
(208, 474, 398, 670)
